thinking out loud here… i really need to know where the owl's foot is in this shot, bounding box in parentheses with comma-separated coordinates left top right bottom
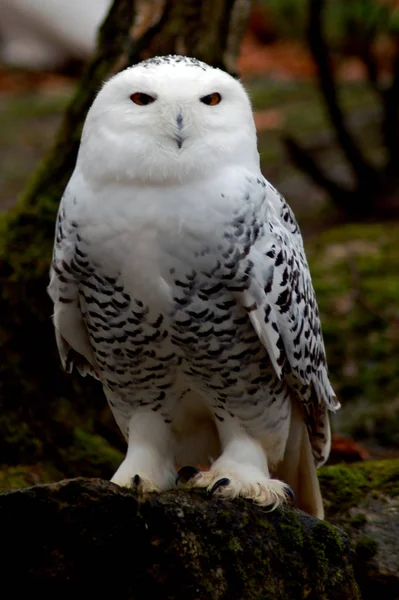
(110, 411, 176, 492)
(111, 447, 177, 492)
(111, 458, 174, 492)
(179, 461, 293, 508)
(111, 469, 162, 493)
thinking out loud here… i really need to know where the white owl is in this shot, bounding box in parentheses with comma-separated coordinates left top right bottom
(48, 56, 339, 519)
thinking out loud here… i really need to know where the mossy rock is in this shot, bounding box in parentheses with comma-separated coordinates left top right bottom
(0, 478, 360, 599)
(320, 459, 399, 599)
(320, 458, 399, 515)
(2, 459, 399, 597)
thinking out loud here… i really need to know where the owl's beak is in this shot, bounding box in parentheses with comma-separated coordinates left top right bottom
(174, 134, 184, 149)
(174, 112, 184, 149)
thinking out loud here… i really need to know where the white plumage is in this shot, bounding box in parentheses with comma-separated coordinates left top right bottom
(48, 56, 339, 517)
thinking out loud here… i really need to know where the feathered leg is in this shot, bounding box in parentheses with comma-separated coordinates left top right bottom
(111, 411, 176, 492)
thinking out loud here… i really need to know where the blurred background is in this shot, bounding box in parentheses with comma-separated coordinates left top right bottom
(1, 0, 399, 488)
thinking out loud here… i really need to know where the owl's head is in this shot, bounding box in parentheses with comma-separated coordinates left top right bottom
(79, 56, 259, 184)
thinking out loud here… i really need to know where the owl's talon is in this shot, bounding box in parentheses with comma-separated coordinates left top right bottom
(210, 477, 231, 495)
(132, 474, 141, 487)
(286, 485, 295, 506)
(176, 466, 200, 485)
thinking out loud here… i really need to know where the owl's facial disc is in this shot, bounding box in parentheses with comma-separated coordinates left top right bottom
(82, 57, 259, 183)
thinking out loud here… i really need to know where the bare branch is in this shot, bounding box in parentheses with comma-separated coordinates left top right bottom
(308, 0, 380, 191)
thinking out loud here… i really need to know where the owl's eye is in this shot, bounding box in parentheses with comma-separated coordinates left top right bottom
(130, 92, 156, 106)
(200, 93, 222, 106)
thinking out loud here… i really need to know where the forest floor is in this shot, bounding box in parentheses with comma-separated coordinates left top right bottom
(1, 35, 398, 465)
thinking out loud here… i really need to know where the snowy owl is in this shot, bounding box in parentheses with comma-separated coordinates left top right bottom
(48, 55, 339, 519)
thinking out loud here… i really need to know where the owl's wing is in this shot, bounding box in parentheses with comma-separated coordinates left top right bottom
(47, 193, 97, 377)
(228, 180, 338, 455)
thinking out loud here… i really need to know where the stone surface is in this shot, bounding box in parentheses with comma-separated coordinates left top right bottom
(320, 459, 399, 600)
(0, 477, 360, 600)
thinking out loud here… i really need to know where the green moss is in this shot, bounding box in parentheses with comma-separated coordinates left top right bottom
(319, 459, 399, 515)
(0, 425, 123, 488)
(355, 536, 379, 561)
(279, 515, 305, 551)
(0, 464, 61, 490)
(58, 427, 123, 479)
(307, 520, 347, 586)
(349, 513, 367, 528)
(228, 537, 243, 553)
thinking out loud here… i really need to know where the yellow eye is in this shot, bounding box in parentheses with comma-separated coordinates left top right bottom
(200, 92, 222, 106)
(130, 92, 156, 106)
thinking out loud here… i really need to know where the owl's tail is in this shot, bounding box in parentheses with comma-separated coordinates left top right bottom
(274, 399, 325, 520)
